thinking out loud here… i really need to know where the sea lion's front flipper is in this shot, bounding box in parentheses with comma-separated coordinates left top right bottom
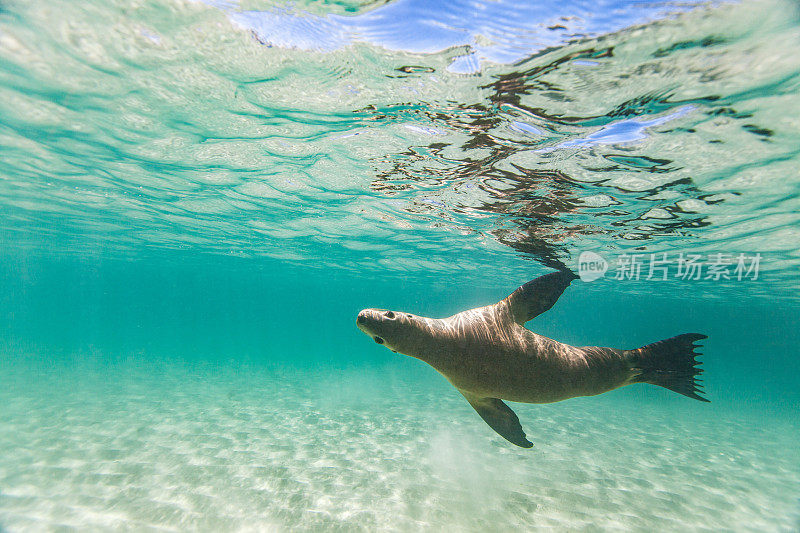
(460, 391, 533, 448)
(502, 270, 578, 325)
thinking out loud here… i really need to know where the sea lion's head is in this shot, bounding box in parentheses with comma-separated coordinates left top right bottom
(356, 308, 425, 355)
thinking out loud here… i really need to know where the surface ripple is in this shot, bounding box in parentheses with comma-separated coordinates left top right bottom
(0, 0, 798, 293)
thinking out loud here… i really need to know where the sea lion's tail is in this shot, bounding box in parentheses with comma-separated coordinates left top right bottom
(627, 333, 709, 402)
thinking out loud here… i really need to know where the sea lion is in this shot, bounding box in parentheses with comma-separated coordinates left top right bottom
(356, 270, 708, 448)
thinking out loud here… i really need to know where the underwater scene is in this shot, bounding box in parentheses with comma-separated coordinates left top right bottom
(1, 0, 799, 530)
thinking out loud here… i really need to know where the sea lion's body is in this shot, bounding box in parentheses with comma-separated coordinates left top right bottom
(357, 271, 708, 448)
(410, 305, 630, 404)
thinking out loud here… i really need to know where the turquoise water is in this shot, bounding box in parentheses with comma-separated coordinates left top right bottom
(1, 0, 800, 530)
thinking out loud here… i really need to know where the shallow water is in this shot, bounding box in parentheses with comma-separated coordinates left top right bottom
(1, 0, 799, 531)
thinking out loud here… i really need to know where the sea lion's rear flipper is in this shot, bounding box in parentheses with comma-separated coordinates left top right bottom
(460, 391, 533, 448)
(501, 270, 578, 325)
(628, 333, 710, 402)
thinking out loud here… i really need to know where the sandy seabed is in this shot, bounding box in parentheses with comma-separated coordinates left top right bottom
(1, 356, 798, 532)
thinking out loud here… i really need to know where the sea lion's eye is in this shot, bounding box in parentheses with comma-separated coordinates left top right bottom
(384, 311, 395, 319)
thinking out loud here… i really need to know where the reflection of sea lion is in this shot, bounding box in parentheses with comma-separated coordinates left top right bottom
(356, 271, 708, 448)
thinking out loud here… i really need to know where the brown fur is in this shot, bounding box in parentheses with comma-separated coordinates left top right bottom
(356, 271, 707, 447)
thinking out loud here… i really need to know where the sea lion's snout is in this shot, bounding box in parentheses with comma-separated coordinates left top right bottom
(356, 309, 376, 330)
(356, 308, 410, 352)
(356, 309, 380, 336)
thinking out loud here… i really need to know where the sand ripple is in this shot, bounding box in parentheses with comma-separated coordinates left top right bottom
(1, 359, 798, 531)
